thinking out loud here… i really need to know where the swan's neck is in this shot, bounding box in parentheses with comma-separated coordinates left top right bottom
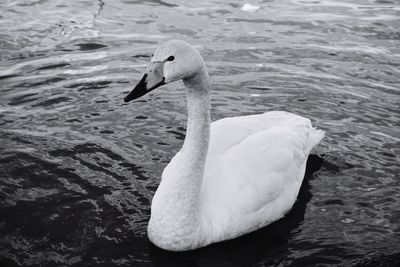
(182, 69, 211, 173)
(148, 68, 210, 250)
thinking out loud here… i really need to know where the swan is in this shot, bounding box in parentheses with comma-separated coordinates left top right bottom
(124, 40, 324, 251)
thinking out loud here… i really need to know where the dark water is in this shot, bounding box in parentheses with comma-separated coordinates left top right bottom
(1, 0, 399, 266)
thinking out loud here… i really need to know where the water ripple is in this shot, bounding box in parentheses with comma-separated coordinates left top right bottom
(1, 0, 399, 266)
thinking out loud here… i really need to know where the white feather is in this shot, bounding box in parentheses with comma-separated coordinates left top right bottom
(135, 40, 325, 251)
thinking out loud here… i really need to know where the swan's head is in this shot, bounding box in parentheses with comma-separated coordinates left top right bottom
(124, 40, 205, 102)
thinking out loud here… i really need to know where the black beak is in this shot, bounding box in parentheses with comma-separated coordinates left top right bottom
(124, 62, 166, 103)
(124, 74, 147, 102)
(124, 75, 165, 102)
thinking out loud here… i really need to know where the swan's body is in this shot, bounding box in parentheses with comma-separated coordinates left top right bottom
(124, 40, 324, 251)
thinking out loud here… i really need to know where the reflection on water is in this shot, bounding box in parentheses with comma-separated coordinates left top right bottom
(0, 0, 399, 266)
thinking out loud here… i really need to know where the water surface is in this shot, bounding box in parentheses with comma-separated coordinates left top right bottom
(0, 0, 399, 266)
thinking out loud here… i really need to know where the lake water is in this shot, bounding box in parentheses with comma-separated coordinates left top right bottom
(0, 0, 399, 266)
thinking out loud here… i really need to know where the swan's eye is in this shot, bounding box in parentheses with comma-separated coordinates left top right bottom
(167, 56, 175, 61)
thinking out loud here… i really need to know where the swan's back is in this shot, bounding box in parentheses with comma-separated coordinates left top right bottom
(207, 111, 322, 156)
(199, 111, 324, 244)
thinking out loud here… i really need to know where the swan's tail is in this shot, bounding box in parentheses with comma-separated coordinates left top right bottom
(308, 128, 325, 151)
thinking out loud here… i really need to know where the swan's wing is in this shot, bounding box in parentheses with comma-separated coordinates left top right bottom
(219, 127, 308, 211)
(201, 127, 307, 212)
(207, 111, 316, 157)
(200, 112, 323, 237)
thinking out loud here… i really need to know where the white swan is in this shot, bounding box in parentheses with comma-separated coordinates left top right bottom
(124, 40, 324, 251)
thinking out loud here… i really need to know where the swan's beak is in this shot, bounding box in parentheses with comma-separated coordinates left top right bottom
(124, 62, 165, 102)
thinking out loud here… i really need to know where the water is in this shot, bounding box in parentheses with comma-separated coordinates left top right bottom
(0, 0, 399, 266)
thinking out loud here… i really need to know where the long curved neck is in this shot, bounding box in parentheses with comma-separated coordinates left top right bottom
(148, 67, 211, 249)
(181, 68, 211, 174)
(171, 68, 211, 207)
